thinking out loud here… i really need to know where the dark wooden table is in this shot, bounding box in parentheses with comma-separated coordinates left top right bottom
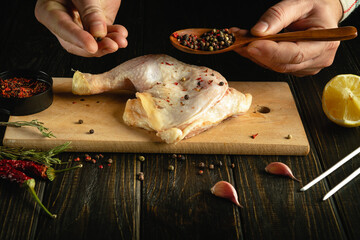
(1, 1, 359, 239)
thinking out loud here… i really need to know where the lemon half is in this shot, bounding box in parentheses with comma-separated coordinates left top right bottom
(322, 74, 360, 127)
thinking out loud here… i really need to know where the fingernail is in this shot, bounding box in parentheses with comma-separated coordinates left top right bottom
(248, 47, 261, 57)
(91, 21, 106, 37)
(102, 48, 116, 54)
(253, 21, 268, 33)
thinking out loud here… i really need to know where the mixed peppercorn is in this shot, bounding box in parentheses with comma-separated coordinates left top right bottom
(0, 77, 48, 98)
(173, 28, 235, 51)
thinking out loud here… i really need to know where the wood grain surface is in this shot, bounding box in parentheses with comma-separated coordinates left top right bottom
(0, 0, 359, 240)
(3, 78, 309, 155)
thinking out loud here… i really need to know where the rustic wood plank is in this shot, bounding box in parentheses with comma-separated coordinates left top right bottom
(140, 154, 242, 239)
(291, 72, 360, 240)
(1, 0, 360, 239)
(231, 153, 347, 240)
(3, 79, 309, 156)
(288, 13, 360, 238)
(33, 153, 140, 240)
(0, 178, 45, 240)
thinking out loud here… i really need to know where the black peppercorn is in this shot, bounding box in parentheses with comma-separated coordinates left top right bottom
(89, 129, 94, 134)
(184, 94, 189, 100)
(219, 82, 224, 86)
(137, 172, 144, 181)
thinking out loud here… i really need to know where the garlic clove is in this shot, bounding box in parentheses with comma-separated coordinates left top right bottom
(210, 181, 243, 207)
(265, 162, 301, 182)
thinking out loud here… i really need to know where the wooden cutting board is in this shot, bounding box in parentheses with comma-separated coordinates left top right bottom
(2, 78, 309, 155)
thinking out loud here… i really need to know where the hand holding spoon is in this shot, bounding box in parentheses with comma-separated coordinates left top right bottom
(170, 26, 357, 55)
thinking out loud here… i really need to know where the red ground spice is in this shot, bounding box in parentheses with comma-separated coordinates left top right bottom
(0, 77, 48, 98)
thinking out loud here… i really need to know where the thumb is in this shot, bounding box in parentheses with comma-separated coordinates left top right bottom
(72, 0, 107, 38)
(251, 0, 313, 36)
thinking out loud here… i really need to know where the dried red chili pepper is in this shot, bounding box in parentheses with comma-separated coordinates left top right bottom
(0, 159, 82, 181)
(0, 163, 56, 218)
(0, 77, 48, 98)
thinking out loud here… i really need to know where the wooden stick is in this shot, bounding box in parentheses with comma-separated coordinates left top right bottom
(323, 167, 360, 201)
(300, 146, 360, 192)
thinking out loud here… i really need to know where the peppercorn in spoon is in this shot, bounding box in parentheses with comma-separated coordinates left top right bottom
(170, 26, 357, 54)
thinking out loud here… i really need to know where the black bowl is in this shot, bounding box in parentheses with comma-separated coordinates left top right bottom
(0, 69, 53, 116)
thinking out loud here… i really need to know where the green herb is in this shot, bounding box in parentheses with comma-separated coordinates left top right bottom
(0, 119, 55, 138)
(0, 142, 71, 166)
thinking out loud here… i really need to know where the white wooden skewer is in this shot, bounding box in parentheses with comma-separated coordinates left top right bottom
(323, 167, 360, 201)
(300, 146, 360, 192)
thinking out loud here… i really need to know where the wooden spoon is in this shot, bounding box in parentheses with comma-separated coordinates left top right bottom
(170, 26, 357, 55)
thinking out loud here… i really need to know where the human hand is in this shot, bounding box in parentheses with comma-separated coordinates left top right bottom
(231, 0, 343, 76)
(35, 0, 128, 57)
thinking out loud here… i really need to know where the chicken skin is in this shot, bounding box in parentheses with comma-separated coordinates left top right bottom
(72, 54, 252, 143)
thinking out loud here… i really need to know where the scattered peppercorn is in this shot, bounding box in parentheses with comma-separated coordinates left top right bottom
(219, 81, 224, 86)
(78, 119, 83, 124)
(85, 155, 92, 162)
(209, 164, 214, 169)
(184, 94, 189, 100)
(179, 155, 186, 161)
(198, 162, 205, 168)
(80, 98, 85, 101)
(219, 161, 223, 167)
(286, 134, 292, 139)
(137, 172, 144, 181)
(168, 165, 175, 171)
(106, 158, 113, 164)
(91, 159, 96, 164)
(74, 157, 81, 162)
(138, 155, 145, 162)
(171, 153, 177, 159)
(198, 170, 204, 175)
(89, 129, 94, 134)
(231, 163, 235, 169)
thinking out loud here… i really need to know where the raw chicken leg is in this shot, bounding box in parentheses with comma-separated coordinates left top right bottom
(72, 54, 252, 143)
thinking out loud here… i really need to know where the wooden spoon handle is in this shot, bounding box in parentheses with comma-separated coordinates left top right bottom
(259, 26, 357, 42)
